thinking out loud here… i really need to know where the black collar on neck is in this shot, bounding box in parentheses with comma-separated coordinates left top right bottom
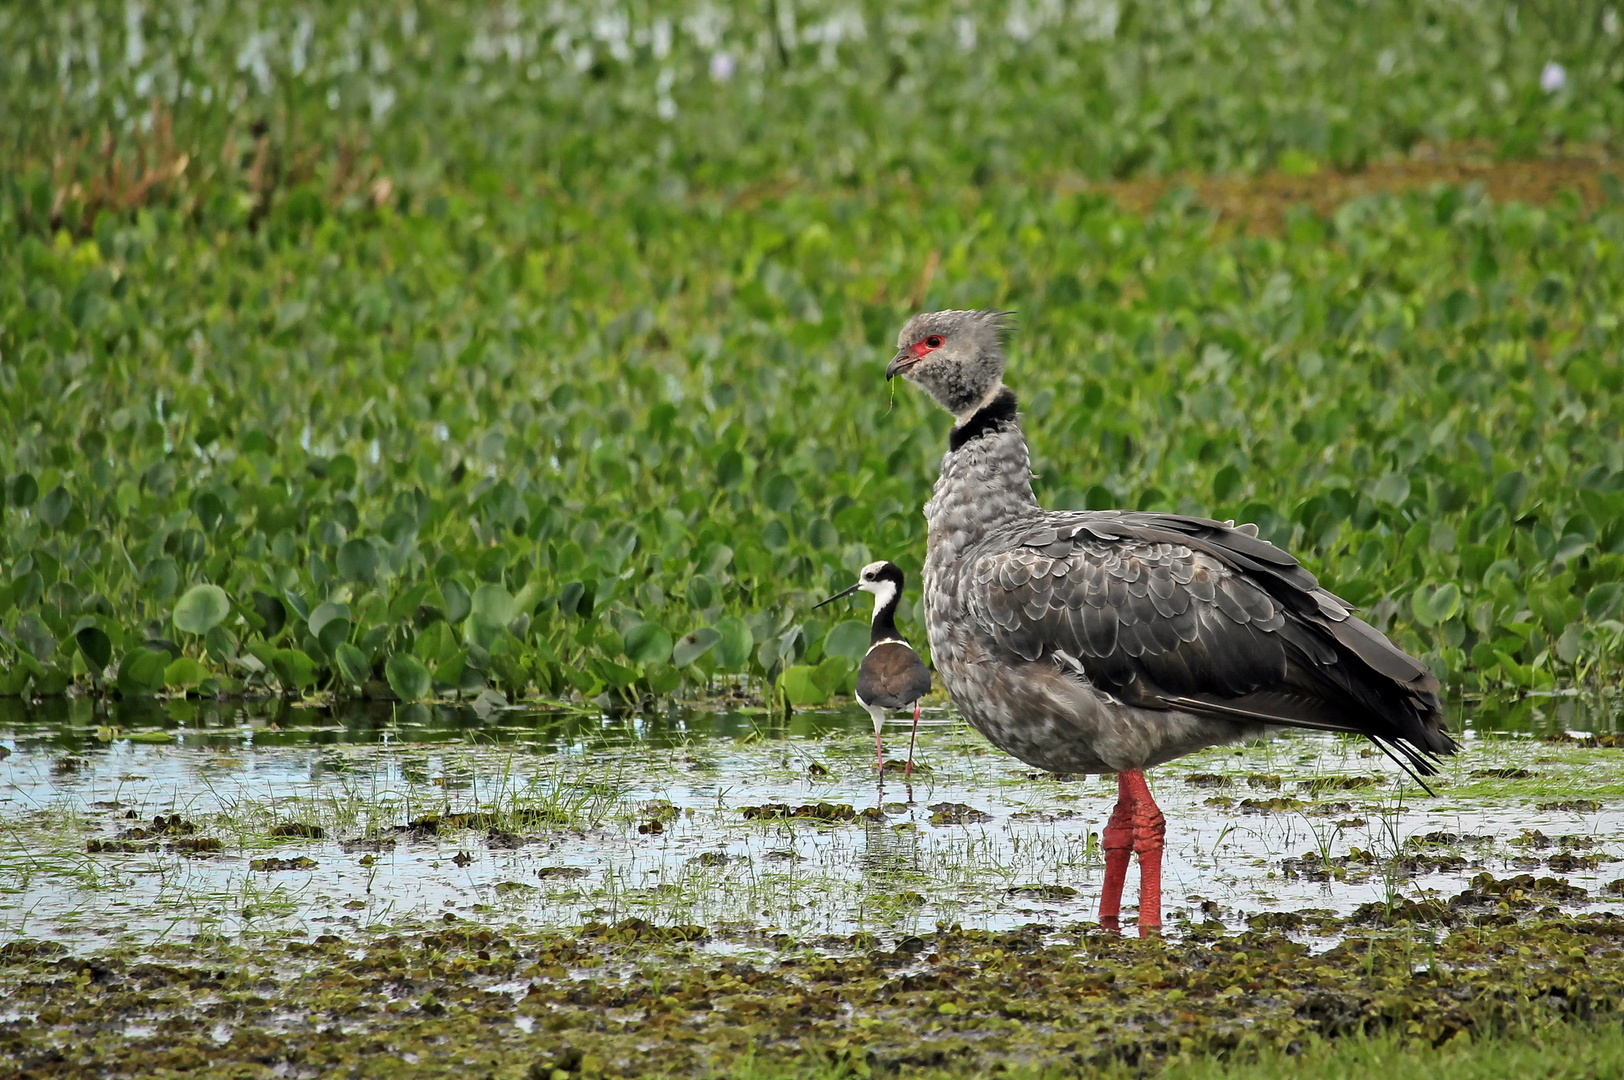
(948, 387, 1019, 452)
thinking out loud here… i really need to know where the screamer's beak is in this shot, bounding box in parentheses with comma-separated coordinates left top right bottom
(814, 581, 863, 609)
(885, 351, 919, 380)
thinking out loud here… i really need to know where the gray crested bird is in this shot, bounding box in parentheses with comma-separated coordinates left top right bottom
(816, 561, 933, 774)
(885, 309, 1456, 935)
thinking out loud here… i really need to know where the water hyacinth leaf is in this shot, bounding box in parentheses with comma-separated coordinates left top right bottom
(75, 626, 112, 670)
(469, 583, 516, 628)
(252, 591, 287, 638)
(624, 622, 674, 666)
(117, 649, 169, 694)
(1427, 583, 1461, 624)
(337, 538, 379, 582)
(308, 602, 351, 639)
(193, 491, 226, 533)
(163, 656, 208, 690)
(1494, 471, 1530, 516)
(11, 614, 57, 661)
(763, 473, 798, 513)
(673, 626, 722, 668)
(595, 658, 639, 689)
(272, 649, 319, 690)
(716, 449, 746, 488)
(318, 616, 352, 656)
(385, 652, 432, 700)
(713, 616, 754, 671)
(143, 559, 179, 605)
(779, 664, 827, 705)
(12, 571, 42, 610)
(441, 579, 472, 624)
(414, 621, 457, 664)
(38, 485, 72, 528)
(1371, 473, 1410, 508)
(173, 584, 231, 635)
(8, 473, 38, 508)
(686, 574, 716, 610)
(644, 663, 682, 695)
(822, 620, 871, 661)
(1587, 583, 1623, 621)
(334, 642, 371, 685)
(813, 655, 851, 694)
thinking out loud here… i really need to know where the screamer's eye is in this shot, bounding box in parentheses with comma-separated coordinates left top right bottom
(925, 335, 943, 349)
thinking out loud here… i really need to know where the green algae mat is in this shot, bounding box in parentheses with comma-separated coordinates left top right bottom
(5, 915, 1624, 1079)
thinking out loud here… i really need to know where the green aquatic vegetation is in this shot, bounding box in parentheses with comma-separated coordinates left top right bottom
(3, 3, 1624, 710)
(7, 913, 1624, 1078)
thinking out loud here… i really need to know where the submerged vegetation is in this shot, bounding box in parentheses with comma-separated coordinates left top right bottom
(8, 913, 1624, 1078)
(2, 0, 1624, 709)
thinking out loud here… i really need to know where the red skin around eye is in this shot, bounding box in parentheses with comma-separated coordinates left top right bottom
(909, 338, 942, 358)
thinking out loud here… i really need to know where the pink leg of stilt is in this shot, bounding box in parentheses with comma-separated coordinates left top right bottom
(1098, 772, 1136, 931)
(1121, 769, 1165, 936)
(875, 727, 885, 770)
(904, 701, 921, 777)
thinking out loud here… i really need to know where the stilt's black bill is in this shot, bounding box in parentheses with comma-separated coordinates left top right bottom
(814, 581, 863, 609)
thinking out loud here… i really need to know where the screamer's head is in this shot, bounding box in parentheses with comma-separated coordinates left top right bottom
(885, 310, 1015, 419)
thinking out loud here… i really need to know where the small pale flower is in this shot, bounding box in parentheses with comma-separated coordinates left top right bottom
(1540, 60, 1566, 94)
(709, 51, 735, 82)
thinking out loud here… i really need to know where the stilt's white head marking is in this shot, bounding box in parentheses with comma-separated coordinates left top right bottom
(815, 561, 906, 624)
(856, 561, 899, 621)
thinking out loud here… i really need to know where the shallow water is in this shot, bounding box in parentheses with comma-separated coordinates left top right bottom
(2, 692, 1622, 950)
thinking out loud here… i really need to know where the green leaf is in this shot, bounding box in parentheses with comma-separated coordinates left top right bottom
(780, 665, 828, 705)
(173, 584, 231, 635)
(308, 602, 351, 638)
(317, 616, 352, 656)
(272, 648, 318, 690)
(1494, 470, 1529, 516)
(713, 616, 754, 670)
(334, 642, 371, 685)
(337, 538, 379, 582)
(686, 574, 716, 610)
(469, 583, 516, 628)
(624, 622, 673, 666)
(644, 663, 682, 695)
(252, 591, 287, 638)
(1371, 473, 1410, 508)
(385, 652, 432, 700)
(75, 626, 112, 670)
(163, 656, 209, 689)
(595, 657, 639, 689)
(8, 472, 38, 508)
(822, 620, 871, 661)
(441, 579, 472, 624)
(1585, 583, 1622, 621)
(812, 655, 850, 694)
(117, 649, 170, 695)
(38, 484, 73, 528)
(762, 473, 798, 512)
(673, 626, 722, 667)
(1426, 583, 1461, 624)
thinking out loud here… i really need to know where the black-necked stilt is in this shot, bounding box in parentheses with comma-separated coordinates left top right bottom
(816, 561, 933, 775)
(885, 308, 1457, 935)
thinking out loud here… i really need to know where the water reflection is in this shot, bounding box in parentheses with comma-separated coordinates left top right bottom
(0, 695, 878, 755)
(1, 689, 1615, 755)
